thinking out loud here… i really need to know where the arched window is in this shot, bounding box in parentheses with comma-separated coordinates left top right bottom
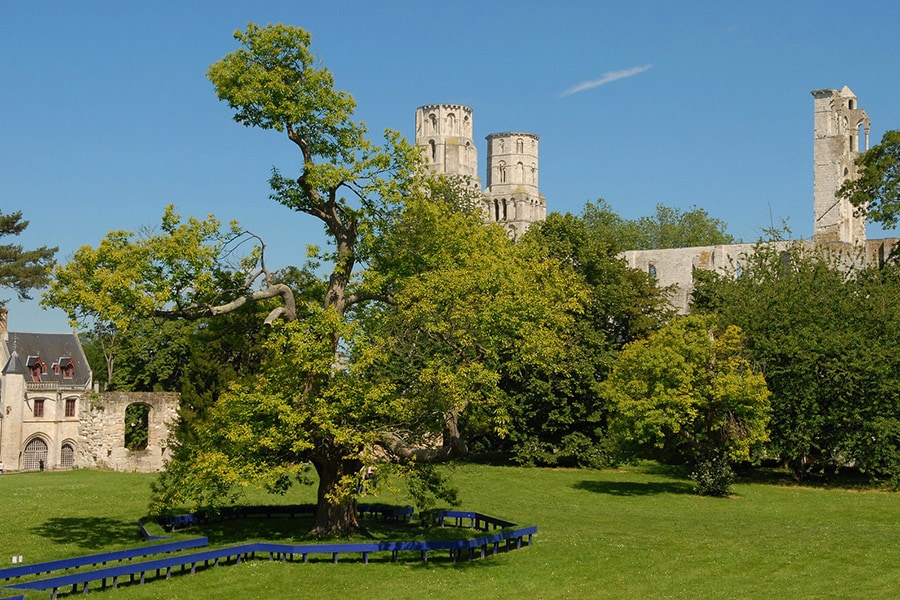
(60, 443, 75, 468)
(23, 438, 48, 471)
(125, 403, 151, 451)
(447, 113, 456, 134)
(515, 162, 524, 183)
(498, 161, 507, 183)
(516, 138, 524, 153)
(648, 264, 657, 280)
(429, 139, 436, 162)
(494, 199, 501, 221)
(429, 113, 438, 134)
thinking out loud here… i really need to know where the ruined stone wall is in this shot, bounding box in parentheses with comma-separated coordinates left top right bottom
(77, 391, 179, 473)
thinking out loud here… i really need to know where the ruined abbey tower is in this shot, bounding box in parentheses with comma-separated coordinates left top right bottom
(811, 86, 871, 245)
(415, 104, 546, 238)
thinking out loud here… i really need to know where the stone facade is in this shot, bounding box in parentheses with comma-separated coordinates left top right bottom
(0, 309, 178, 473)
(415, 104, 546, 239)
(623, 86, 897, 313)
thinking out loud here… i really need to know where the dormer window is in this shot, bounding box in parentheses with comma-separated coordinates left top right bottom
(27, 357, 46, 382)
(53, 357, 75, 379)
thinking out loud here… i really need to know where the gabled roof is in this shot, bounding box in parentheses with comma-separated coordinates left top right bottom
(2, 332, 92, 387)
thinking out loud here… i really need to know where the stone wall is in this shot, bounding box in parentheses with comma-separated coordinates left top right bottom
(77, 391, 179, 473)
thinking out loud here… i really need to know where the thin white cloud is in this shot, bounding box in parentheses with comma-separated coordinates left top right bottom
(560, 64, 652, 97)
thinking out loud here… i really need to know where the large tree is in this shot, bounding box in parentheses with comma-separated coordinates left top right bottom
(46, 24, 580, 533)
(838, 129, 900, 230)
(0, 211, 57, 306)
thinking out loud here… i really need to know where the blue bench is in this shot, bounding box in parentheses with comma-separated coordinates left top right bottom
(4, 525, 536, 598)
(0, 537, 208, 582)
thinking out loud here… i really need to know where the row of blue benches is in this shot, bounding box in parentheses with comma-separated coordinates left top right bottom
(2, 510, 536, 599)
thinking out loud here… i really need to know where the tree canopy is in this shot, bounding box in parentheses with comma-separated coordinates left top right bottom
(0, 211, 57, 306)
(839, 129, 900, 229)
(692, 243, 900, 484)
(583, 200, 735, 252)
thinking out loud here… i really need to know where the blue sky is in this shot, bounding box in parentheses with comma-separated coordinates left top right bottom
(4, 0, 900, 332)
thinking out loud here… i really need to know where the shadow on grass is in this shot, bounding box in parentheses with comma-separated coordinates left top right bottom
(573, 479, 695, 496)
(30, 516, 142, 550)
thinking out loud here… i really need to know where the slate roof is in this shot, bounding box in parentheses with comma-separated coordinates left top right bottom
(2, 332, 92, 387)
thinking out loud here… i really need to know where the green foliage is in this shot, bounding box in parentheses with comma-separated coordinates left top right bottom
(0, 210, 57, 305)
(603, 314, 771, 470)
(124, 403, 150, 451)
(839, 129, 900, 229)
(693, 243, 900, 483)
(584, 199, 735, 251)
(498, 206, 669, 467)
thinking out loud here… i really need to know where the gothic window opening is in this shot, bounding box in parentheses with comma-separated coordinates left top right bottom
(447, 113, 456, 134)
(429, 113, 437, 134)
(498, 161, 507, 183)
(33, 398, 45, 418)
(23, 438, 48, 471)
(125, 403, 151, 451)
(502, 199, 508, 220)
(516, 138, 524, 153)
(60, 443, 75, 468)
(429, 139, 436, 162)
(494, 199, 500, 221)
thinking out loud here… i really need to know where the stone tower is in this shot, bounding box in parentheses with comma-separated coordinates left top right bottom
(415, 105, 546, 239)
(415, 104, 480, 187)
(811, 86, 870, 244)
(483, 132, 546, 239)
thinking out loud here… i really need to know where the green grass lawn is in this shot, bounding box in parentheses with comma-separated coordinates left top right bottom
(1, 464, 897, 599)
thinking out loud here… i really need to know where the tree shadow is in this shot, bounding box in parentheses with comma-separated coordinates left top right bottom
(30, 517, 142, 550)
(573, 479, 695, 497)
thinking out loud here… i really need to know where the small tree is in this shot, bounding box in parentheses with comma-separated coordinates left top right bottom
(0, 210, 57, 305)
(603, 314, 770, 495)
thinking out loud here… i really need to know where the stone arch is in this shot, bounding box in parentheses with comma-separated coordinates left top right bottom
(22, 435, 49, 471)
(429, 113, 438, 134)
(516, 138, 524, 153)
(447, 113, 456, 134)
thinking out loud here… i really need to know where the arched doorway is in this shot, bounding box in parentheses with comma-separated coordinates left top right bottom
(60, 442, 76, 468)
(23, 437, 48, 471)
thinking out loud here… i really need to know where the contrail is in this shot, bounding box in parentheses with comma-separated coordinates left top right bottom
(560, 65, 652, 97)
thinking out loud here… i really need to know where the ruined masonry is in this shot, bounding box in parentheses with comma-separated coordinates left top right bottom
(622, 86, 898, 312)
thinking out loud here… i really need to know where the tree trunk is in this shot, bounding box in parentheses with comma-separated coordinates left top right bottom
(311, 450, 363, 535)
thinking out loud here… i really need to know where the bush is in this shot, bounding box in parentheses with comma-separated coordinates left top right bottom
(690, 456, 735, 496)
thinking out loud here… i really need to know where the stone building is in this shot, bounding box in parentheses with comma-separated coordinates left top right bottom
(0, 308, 177, 473)
(415, 104, 546, 239)
(622, 86, 897, 312)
